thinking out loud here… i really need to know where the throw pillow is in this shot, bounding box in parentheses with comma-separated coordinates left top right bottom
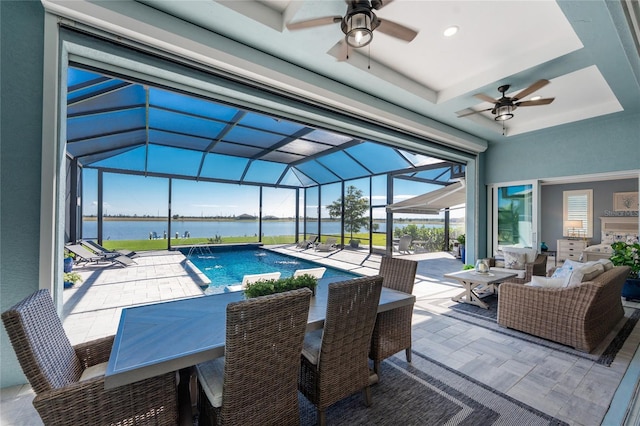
(551, 265, 574, 287)
(565, 263, 604, 287)
(503, 250, 526, 270)
(502, 246, 537, 263)
(525, 276, 565, 288)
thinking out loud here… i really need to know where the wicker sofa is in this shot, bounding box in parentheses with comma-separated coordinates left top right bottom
(497, 265, 630, 352)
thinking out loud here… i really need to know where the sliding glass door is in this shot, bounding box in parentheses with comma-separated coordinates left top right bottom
(489, 182, 539, 253)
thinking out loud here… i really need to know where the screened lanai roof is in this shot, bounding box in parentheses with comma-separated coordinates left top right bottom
(67, 67, 464, 188)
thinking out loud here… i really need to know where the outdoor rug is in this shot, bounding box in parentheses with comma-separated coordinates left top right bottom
(299, 351, 567, 425)
(421, 293, 640, 366)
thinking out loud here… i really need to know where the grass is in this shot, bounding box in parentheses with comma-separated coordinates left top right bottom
(100, 233, 392, 252)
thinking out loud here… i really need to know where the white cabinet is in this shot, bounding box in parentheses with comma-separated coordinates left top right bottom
(557, 239, 590, 261)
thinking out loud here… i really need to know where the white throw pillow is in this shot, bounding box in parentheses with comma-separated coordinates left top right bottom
(551, 265, 575, 287)
(565, 263, 604, 287)
(503, 250, 526, 270)
(525, 276, 565, 288)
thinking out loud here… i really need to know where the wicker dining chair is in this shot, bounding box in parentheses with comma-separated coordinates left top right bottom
(195, 288, 312, 426)
(298, 275, 383, 426)
(1, 289, 178, 426)
(369, 256, 418, 376)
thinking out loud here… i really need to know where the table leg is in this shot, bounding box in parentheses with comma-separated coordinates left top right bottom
(451, 280, 490, 309)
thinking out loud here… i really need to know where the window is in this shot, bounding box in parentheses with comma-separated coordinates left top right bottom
(563, 189, 593, 238)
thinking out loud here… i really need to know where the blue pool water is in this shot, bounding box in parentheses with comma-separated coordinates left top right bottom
(180, 245, 359, 294)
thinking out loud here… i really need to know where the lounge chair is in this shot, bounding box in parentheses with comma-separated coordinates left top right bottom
(65, 244, 135, 267)
(225, 271, 282, 293)
(394, 235, 412, 254)
(296, 235, 318, 249)
(81, 240, 136, 258)
(315, 237, 338, 252)
(293, 267, 326, 279)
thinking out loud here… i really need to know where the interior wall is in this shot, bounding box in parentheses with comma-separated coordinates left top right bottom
(541, 178, 639, 251)
(0, 0, 46, 387)
(484, 112, 640, 184)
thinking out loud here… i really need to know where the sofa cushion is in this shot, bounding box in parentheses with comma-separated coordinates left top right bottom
(503, 250, 526, 270)
(551, 264, 575, 287)
(502, 246, 538, 263)
(525, 276, 565, 288)
(596, 258, 614, 271)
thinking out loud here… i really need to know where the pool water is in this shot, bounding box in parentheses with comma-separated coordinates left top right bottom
(180, 246, 358, 295)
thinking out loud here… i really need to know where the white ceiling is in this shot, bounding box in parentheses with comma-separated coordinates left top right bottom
(116, 1, 640, 143)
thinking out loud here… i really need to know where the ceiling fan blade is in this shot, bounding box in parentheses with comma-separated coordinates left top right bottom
(372, 0, 395, 10)
(512, 79, 550, 101)
(516, 98, 555, 107)
(376, 18, 418, 42)
(457, 108, 493, 118)
(473, 93, 498, 104)
(286, 16, 342, 31)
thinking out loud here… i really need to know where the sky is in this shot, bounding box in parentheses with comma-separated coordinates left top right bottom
(83, 169, 465, 219)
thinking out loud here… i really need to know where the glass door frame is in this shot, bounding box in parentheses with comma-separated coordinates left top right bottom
(487, 179, 541, 256)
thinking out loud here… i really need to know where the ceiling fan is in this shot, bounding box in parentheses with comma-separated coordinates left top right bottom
(286, 0, 418, 48)
(458, 79, 555, 121)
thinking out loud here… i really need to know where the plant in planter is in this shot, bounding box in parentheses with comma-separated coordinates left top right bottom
(349, 239, 361, 248)
(63, 271, 83, 289)
(244, 274, 318, 298)
(457, 234, 466, 262)
(610, 241, 640, 300)
(64, 251, 75, 273)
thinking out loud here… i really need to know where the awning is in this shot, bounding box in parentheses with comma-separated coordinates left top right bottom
(386, 180, 466, 215)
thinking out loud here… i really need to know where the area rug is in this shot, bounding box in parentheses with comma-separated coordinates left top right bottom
(299, 352, 567, 425)
(422, 293, 640, 366)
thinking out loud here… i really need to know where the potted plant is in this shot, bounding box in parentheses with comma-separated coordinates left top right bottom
(610, 241, 640, 300)
(457, 234, 466, 262)
(64, 252, 75, 273)
(63, 271, 83, 289)
(244, 274, 318, 298)
(349, 238, 361, 248)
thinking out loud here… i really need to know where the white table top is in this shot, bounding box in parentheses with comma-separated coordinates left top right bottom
(104, 277, 415, 389)
(444, 269, 518, 284)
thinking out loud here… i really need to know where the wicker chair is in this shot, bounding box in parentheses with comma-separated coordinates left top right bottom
(299, 275, 383, 426)
(1, 289, 178, 426)
(370, 257, 418, 375)
(195, 288, 312, 426)
(491, 253, 548, 284)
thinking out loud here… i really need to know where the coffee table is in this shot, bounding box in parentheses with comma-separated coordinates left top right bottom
(444, 269, 518, 309)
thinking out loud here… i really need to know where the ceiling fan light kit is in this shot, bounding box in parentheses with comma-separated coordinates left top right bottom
(458, 79, 555, 125)
(343, 9, 374, 47)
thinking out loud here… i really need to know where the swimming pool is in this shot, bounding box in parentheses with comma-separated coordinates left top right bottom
(180, 245, 359, 295)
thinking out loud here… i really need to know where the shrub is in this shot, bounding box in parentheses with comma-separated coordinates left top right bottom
(244, 274, 318, 298)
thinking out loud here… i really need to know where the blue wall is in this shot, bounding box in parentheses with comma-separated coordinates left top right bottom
(0, 0, 45, 387)
(485, 113, 639, 184)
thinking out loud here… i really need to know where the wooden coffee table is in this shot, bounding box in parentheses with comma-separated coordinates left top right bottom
(444, 269, 518, 309)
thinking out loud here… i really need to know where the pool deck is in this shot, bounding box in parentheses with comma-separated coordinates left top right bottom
(60, 244, 458, 345)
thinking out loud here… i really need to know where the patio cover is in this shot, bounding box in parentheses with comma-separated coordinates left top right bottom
(386, 180, 466, 215)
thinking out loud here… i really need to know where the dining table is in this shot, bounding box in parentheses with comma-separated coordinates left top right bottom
(104, 276, 416, 389)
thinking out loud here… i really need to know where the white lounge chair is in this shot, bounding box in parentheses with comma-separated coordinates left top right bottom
(296, 235, 318, 249)
(315, 237, 338, 252)
(226, 271, 282, 292)
(293, 267, 326, 279)
(395, 235, 412, 255)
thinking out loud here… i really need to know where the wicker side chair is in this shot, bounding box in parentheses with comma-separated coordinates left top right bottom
(1, 289, 178, 426)
(491, 253, 548, 285)
(370, 256, 418, 375)
(195, 288, 312, 426)
(299, 275, 383, 426)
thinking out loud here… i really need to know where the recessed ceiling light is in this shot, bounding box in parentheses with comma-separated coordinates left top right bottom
(443, 26, 458, 37)
(530, 96, 541, 101)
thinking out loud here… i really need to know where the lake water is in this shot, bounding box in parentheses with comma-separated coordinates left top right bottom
(82, 219, 442, 240)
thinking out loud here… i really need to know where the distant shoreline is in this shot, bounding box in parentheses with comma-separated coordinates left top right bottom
(82, 216, 455, 224)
